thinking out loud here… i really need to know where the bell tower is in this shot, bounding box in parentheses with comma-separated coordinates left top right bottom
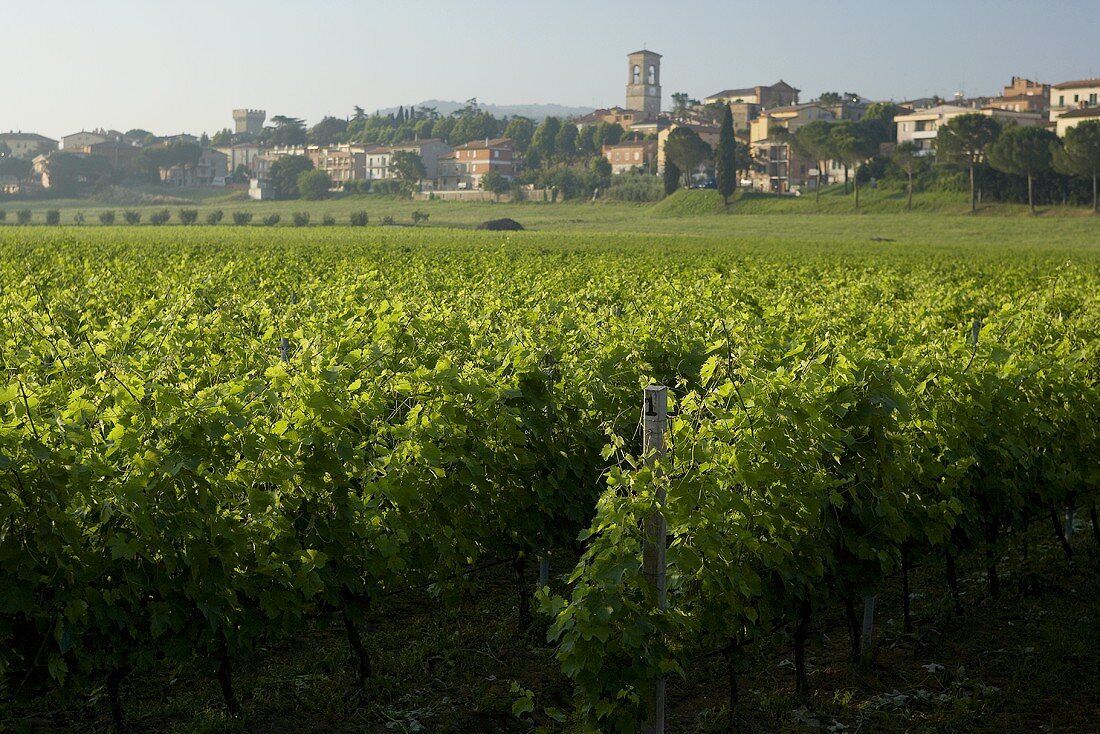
(626, 49, 662, 117)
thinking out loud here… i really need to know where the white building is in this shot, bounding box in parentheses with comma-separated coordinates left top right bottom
(895, 105, 1044, 154)
(196, 148, 228, 185)
(249, 177, 271, 200)
(0, 132, 57, 159)
(61, 130, 109, 150)
(1049, 79, 1100, 122)
(216, 144, 266, 178)
(1056, 107, 1100, 137)
(894, 105, 971, 153)
(362, 139, 453, 184)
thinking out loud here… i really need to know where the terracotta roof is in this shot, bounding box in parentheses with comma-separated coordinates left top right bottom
(602, 140, 655, 150)
(1058, 107, 1100, 119)
(1052, 79, 1100, 90)
(452, 137, 513, 150)
(577, 106, 636, 121)
(766, 103, 831, 115)
(671, 123, 721, 134)
(708, 87, 757, 99)
(0, 132, 56, 143)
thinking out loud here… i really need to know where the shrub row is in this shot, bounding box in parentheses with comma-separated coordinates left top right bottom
(0, 209, 373, 226)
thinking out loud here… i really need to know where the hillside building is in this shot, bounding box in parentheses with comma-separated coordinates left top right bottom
(986, 77, 1050, 115)
(216, 143, 266, 178)
(704, 81, 800, 110)
(438, 137, 515, 190)
(1056, 107, 1100, 136)
(602, 140, 657, 174)
(656, 123, 722, 174)
(61, 130, 113, 150)
(895, 104, 1044, 154)
(0, 132, 57, 159)
(1049, 79, 1100, 122)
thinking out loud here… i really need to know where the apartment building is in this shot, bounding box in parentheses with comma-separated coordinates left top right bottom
(1049, 79, 1100, 122)
(895, 105, 1044, 153)
(159, 148, 228, 186)
(1056, 107, 1100, 137)
(308, 145, 369, 186)
(745, 105, 837, 193)
(216, 143, 266, 178)
(80, 140, 141, 171)
(749, 104, 836, 145)
(602, 140, 657, 174)
(895, 105, 970, 152)
(438, 137, 515, 190)
(0, 132, 58, 159)
(61, 130, 110, 150)
(362, 139, 453, 182)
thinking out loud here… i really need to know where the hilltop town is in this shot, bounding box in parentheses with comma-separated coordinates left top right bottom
(2, 50, 1099, 203)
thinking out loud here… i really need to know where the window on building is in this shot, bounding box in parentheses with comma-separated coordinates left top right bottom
(648, 65, 656, 85)
(633, 65, 640, 84)
(1059, 95, 1065, 106)
(1091, 93, 1098, 106)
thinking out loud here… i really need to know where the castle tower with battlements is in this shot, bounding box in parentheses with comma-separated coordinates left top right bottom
(232, 109, 266, 136)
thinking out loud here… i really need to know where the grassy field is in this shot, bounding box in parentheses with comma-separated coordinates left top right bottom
(3, 184, 1099, 235)
(0, 188, 1095, 263)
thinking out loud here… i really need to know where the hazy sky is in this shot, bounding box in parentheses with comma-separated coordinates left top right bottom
(7, 0, 1100, 140)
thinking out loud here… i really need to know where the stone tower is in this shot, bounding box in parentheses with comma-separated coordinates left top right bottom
(232, 109, 266, 135)
(626, 50, 662, 117)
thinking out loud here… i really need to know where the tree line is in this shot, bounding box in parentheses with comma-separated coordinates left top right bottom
(934, 115, 1100, 213)
(792, 111, 1100, 213)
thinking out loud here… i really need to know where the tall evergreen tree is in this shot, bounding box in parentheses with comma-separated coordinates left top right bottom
(793, 120, 835, 203)
(663, 159, 681, 196)
(829, 121, 879, 210)
(1052, 120, 1100, 214)
(715, 105, 738, 205)
(532, 117, 562, 159)
(664, 127, 712, 188)
(936, 114, 1001, 213)
(988, 124, 1057, 213)
(891, 142, 929, 211)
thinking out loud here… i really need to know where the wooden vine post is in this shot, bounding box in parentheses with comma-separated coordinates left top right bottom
(642, 386, 668, 734)
(539, 353, 558, 590)
(861, 596, 875, 656)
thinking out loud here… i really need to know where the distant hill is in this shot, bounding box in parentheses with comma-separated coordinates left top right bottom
(378, 100, 594, 120)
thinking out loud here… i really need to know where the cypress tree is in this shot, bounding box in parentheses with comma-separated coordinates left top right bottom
(663, 158, 681, 197)
(715, 105, 737, 205)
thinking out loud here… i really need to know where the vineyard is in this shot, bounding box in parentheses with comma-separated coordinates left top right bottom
(2, 225, 1099, 732)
